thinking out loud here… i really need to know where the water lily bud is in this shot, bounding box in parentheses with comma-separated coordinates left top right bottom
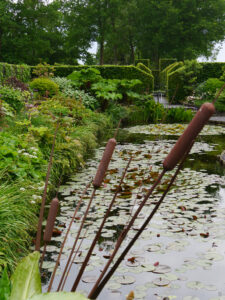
(44, 198, 59, 242)
(93, 138, 117, 188)
(163, 102, 215, 171)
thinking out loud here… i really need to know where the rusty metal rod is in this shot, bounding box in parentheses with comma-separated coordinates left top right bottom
(39, 242, 47, 270)
(71, 156, 133, 291)
(88, 169, 165, 298)
(113, 119, 122, 139)
(47, 181, 91, 292)
(56, 188, 96, 291)
(212, 83, 225, 104)
(35, 123, 59, 251)
(61, 228, 89, 290)
(89, 141, 194, 299)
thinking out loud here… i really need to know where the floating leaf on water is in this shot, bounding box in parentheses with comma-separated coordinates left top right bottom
(125, 260, 140, 267)
(141, 263, 155, 272)
(82, 276, 97, 283)
(161, 273, 178, 281)
(116, 275, 136, 285)
(204, 252, 224, 261)
(204, 284, 217, 291)
(153, 265, 172, 274)
(134, 291, 147, 299)
(107, 282, 121, 290)
(153, 277, 170, 286)
(145, 244, 161, 252)
(183, 297, 200, 300)
(186, 281, 204, 290)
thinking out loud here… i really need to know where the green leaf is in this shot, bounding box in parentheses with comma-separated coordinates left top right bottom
(0, 268, 11, 300)
(10, 252, 41, 300)
(27, 292, 89, 300)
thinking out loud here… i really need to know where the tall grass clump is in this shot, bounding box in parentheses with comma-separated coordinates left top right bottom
(0, 172, 41, 272)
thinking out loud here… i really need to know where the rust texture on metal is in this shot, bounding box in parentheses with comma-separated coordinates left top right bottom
(93, 138, 117, 188)
(43, 198, 59, 243)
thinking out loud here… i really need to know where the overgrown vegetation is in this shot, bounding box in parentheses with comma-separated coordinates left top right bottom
(0, 73, 111, 272)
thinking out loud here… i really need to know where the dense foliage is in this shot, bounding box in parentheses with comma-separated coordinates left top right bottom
(0, 75, 111, 272)
(0, 0, 224, 65)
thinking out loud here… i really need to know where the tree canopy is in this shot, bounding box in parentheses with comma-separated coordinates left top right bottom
(0, 0, 224, 65)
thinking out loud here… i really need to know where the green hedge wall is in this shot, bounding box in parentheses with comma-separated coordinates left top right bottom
(0, 63, 31, 83)
(198, 62, 225, 82)
(159, 58, 177, 71)
(136, 62, 152, 75)
(134, 59, 150, 68)
(160, 62, 183, 90)
(167, 67, 185, 102)
(51, 65, 154, 92)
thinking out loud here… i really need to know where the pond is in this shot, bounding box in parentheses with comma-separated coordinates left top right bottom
(41, 124, 225, 300)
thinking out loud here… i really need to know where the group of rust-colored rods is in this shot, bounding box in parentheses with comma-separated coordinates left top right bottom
(47, 181, 91, 292)
(43, 103, 216, 296)
(56, 188, 97, 291)
(87, 169, 165, 298)
(70, 156, 133, 291)
(89, 141, 194, 299)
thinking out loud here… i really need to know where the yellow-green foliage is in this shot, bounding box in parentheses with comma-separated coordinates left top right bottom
(136, 63, 152, 75)
(160, 62, 183, 90)
(30, 78, 59, 97)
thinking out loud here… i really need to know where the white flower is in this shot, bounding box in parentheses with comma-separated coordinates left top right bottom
(22, 152, 30, 156)
(20, 187, 25, 191)
(32, 195, 42, 200)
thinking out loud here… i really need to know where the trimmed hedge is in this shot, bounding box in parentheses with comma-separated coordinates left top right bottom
(159, 58, 177, 71)
(167, 60, 202, 102)
(0, 63, 31, 83)
(198, 62, 225, 82)
(160, 62, 183, 90)
(135, 59, 150, 68)
(136, 63, 152, 75)
(50, 65, 154, 92)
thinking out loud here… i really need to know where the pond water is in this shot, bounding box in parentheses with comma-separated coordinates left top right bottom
(42, 124, 225, 300)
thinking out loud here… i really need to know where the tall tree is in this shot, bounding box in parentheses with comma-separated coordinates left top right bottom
(134, 0, 225, 64)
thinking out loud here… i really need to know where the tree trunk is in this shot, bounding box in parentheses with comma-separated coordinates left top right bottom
(129, 34, 135, 64)
(99, 39, 104, 65)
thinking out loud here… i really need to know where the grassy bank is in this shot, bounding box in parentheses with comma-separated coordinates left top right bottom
(0, 95, 111, 273)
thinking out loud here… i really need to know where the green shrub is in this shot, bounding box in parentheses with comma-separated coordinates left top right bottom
(68, 68, 102, 90)
(32, 62, 55, 78)
(55, 65, 154, 93)
(0, 100, 15, 119)
(165, 107, 193, 123)
(0, 86, 24, 112)
(0, 63, 31, 84)
(167, 60, 202, 103)
(105, 103, 128, 125)
(51, 77, 76, 91)
(198, 62, 225, 82)
(52, 77, 99, 110)
(195, 78, 225, 100)
(29, 78, 59, 98)
(220, 65, 225, 81)
(67, 90, 100, 110)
